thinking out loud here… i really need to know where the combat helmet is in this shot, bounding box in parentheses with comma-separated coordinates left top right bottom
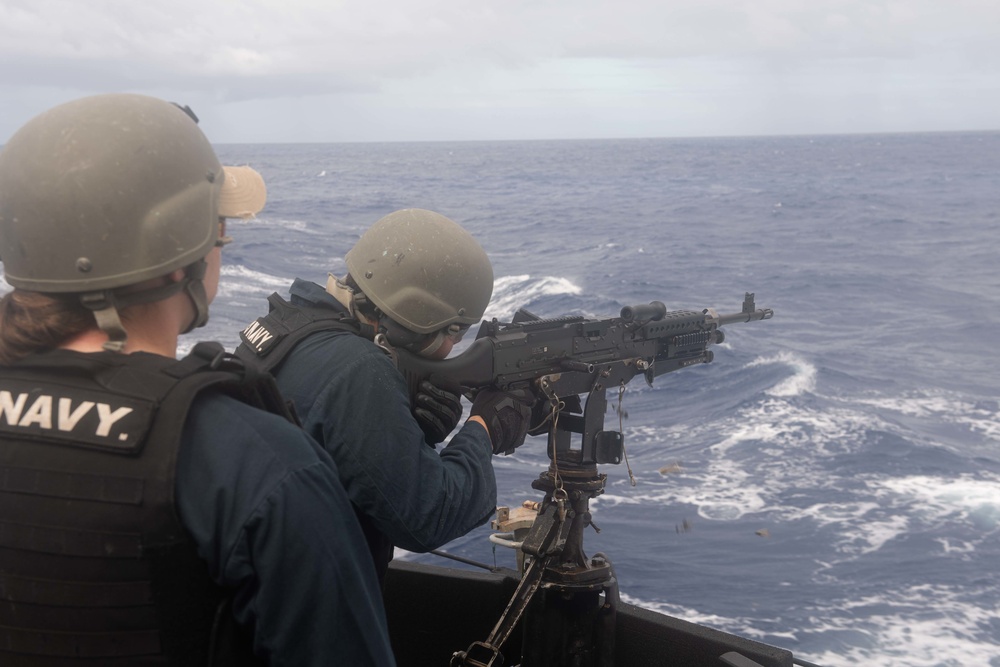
(345, 208, 493, 337)
(0, 93, 265, 349)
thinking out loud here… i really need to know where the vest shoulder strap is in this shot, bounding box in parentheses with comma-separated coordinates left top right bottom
(236, 292, 362, 373)
(169, 341, 299, 425)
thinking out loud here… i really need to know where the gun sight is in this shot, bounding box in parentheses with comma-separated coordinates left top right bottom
(620, 301, 667, 324)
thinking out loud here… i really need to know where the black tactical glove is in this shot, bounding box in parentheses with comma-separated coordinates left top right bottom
(413, 378, 464, 446)
(470, 388, 535, 455)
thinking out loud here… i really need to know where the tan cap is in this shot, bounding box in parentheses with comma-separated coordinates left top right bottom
(219, 165, 267, 218)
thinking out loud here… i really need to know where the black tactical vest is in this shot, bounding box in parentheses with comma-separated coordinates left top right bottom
(235, 292, 363, 374)
(0, 343, 290, 666)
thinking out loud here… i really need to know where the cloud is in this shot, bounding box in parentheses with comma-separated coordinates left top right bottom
(6, 1, 999, 88)
(2, 0, 999, 141)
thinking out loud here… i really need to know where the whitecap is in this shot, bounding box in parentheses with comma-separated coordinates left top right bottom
(238, 216, 309, 232)
(623, 584, 1000, 667)
(618, 591, 744, 630)
(217, 264, 291, 298)
(709, 397, 873, 459)
(852, 391, 1000, 444)
(873, 473, 1000, 532)
(797, 585, 1000, 666)
(745, 351, 817, 397)
(591, 453, 770, 522)
(486, 274, 583, 321)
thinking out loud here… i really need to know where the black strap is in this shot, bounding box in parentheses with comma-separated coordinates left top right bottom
(236, 292, 365, 374)
(165, 341, 299, 426)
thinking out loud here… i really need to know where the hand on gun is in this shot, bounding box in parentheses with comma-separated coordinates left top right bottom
(470, 387, 534, 455)
(413, 378, 463, 446)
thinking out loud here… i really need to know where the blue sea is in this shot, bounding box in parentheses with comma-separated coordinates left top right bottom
(9, 132, 995, 666)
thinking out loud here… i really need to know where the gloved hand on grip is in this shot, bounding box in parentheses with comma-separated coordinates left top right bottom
(413, 378, 464, 446)
(470, 387, 535, 455)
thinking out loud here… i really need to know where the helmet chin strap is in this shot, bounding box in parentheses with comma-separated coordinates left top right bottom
(80, 292, 129, 353)
(181, 259, 210, 333)
(80, 259, 210, 352)
(416, 330, 448, 357)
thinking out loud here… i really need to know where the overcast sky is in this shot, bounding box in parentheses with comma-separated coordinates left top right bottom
(1, 0, 997, 143)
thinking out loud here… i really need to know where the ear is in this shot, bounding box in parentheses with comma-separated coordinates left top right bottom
(167, 268, 186, 283)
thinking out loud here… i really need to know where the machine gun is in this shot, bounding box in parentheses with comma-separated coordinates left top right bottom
(394, 292, 773, 465)
(391, 292, 774, 667)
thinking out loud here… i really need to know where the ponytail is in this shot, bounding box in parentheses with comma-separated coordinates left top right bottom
(0, 290, 94, 364)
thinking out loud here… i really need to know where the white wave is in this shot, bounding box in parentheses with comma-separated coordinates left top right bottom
(745, 351, 817, 397)
(872, 474, 1000, 533)
(621, 584, 1000, 667)
(808, 504, 912, 555)
(852, 391, 1000, 444)
(603, 391, 1000, 557)
(239, 215, 310, 232)
(618, 590, 753, 632)
(486, 274, 582, 321)
(702, 396, 1000, 550)
(593, 454, 770, 522)
(853, 393, 960, 418)
(710, 397, 872, 458)
(797, 585, 1000, 667)
(217, 264, 291, 298)
(586, 395, 879, 522)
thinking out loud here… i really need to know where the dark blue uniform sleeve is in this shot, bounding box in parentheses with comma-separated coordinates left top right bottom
(175, 393, 397, 666)
(276, 330, 497, 553)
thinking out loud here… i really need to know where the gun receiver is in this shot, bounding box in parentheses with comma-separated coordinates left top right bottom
(396, 292, 772, 464)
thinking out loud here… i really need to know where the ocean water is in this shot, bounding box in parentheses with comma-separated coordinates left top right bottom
(6, 132, 997, 665)
(207, 133, 1000, 667)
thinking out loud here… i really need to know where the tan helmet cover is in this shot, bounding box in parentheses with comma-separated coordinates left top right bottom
(0, 93, 227, 293)
(345, 208, 494, 334)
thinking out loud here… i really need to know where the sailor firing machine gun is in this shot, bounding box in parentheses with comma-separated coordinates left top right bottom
(388, 292, 774, 667)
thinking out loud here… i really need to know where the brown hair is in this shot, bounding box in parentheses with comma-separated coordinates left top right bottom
(0, 290, 95, 364)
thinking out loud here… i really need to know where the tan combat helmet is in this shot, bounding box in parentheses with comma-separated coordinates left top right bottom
(0, 93, 265, 349)
(345, 208, 494, 338)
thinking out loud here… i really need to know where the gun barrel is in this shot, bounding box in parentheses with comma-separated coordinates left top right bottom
(713, 307, 774, 326)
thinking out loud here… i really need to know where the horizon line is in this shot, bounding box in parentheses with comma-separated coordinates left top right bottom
(210, 127, 1000, 147)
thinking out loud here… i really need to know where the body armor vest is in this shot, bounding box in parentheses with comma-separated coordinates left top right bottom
(0, 343, 290, 666)
(235, 293, 397, 582)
